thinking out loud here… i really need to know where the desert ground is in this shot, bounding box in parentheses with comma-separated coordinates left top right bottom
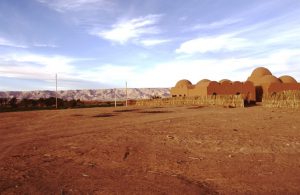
(0, 105, 300, 194)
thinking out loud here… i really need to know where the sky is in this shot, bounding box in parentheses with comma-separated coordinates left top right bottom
(1, 0, 300, 91)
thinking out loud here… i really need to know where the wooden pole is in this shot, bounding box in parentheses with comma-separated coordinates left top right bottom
(55, 73, 58, 109)
(114, 88, 117, 108)
(125, 81, 128, 107)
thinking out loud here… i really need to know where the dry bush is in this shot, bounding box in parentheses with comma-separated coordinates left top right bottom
(135, 95, 244, 108)
(262, 90, 300, 108)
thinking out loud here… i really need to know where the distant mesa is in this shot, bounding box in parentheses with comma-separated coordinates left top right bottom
(0, 88, 171, 101)
(171, 66, 300, 102)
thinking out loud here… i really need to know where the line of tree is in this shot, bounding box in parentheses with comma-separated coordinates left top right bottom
(0, 97, 82, 109)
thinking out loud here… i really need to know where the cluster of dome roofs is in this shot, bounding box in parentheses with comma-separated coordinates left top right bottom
(171, 67, 299, 102)
(174, 67, 298, 88)
(247, 67, 297, 85)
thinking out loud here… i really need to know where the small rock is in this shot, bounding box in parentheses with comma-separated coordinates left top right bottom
(82, 173, 89, 177)
(188, 156, 199, 160)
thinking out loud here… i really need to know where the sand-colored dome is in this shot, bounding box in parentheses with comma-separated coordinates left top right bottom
(258, 75, 281, 84)
(243, 81, 254, 86)
(250, 67, 272, 77)
(232, 81, 242, 84)
(279, 75, 297, 84)
(219, 79, 232, 84)
(232, 81, 243, 87)
(196, 79, 210, 84)
(195, 79, 210, 87)
(175, 79, 193, 88)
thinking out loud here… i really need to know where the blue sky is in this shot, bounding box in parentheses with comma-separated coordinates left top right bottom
(1, 0, 300, 91)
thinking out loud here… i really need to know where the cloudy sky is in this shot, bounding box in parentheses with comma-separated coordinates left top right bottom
(1, 0, 300, 91)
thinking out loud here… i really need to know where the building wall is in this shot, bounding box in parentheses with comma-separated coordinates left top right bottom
(189, 87, 208, 96)
(170, 87, 190, 97)
(206, 81, 256, 101)
(267, 83, 300, 94)
(171, 81, 256, 102)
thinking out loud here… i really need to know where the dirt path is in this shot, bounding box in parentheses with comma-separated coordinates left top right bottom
(0, 106, 300, 194)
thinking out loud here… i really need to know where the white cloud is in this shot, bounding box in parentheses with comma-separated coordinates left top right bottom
(140, 39, 171, 46)
(33, 43, 58, 48)
(0, 53, 76, 80)
(0, 37, 28, 48)
(0, 37, 59, 49)
(136, 49, 300, 87)
(2, 48, 300, 90)
(77, 64, 138, 85)
(37, 0, 112, 12)
(68, 49, 300, 88)
(264, 27, 300, 45)
(192, 18, 242, 30)
(179, 16, 187, 21)
(92, 15, 161, 44)
(175, 34, 251, 54)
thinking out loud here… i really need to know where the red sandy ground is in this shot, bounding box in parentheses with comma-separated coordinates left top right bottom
(0, 106, 299, 194)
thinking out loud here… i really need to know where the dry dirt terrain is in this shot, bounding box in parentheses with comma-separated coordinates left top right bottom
(0, 105, 300, 194)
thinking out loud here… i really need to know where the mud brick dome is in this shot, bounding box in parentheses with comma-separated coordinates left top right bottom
(258, 75, 282, 84)
(247, 67, 273, 86)
(175, 79, 193, 88)
(279, 75, 297, 84)
(171, 67, 300, 102)
(195, 79, 211, 88)
(250, 67, 272, 77)
(219, 79, 232, 84)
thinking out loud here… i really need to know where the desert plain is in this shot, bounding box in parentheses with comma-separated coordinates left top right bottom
(0, 105, 300, 194)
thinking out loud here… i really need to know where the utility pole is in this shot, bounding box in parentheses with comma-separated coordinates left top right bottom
(114, 88, 117, 108)
(55, 73, 58, 109)
(125, 81, 128, 107)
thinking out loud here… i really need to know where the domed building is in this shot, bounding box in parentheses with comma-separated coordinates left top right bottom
(245, 67, 300, 101)
(170, 79, 194, 97)
(279, 76, 297, 84)
(195, 79, 211, 89)
(259, 75, 282, 84)
(171, 78, 256, 102)
(250, 67, 272, 78)
(171, 67, 300, 102)
(175, 79, 193, 88)
(219, 79, 232, 84)
(247, 67, 273, 86)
